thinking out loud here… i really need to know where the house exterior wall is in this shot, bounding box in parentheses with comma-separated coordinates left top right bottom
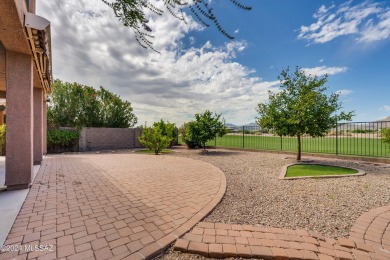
(1, 0, 51, 190)
(5, 51, 33, 190)
(33, 87, 43, 164)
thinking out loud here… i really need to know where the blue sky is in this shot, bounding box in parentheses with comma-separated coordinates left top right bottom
(37, 0, 390, 125)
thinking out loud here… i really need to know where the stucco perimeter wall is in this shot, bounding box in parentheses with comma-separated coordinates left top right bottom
(79, 128, 143, 152)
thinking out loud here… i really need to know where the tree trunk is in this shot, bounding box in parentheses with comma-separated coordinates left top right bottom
(297, 134, 302, 161)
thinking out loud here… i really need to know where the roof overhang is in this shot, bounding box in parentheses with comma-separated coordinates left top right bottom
(24, 12, 53, 94)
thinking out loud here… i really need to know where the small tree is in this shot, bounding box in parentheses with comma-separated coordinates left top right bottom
(153, 120, 178, 147)
(181, 110, 227, 150)
(138, 125, 173, 155)
(381, 128, 390, 148)
(257, 66, 354, 161)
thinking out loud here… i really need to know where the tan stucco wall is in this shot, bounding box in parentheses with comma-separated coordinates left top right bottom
(33, 87, 43, 164)
(0, 0, 31, 55)
(0, 42, 6, 92)
(5, 51, 33, 189)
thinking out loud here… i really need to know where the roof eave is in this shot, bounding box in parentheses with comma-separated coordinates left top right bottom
(24, 12, 53, 94)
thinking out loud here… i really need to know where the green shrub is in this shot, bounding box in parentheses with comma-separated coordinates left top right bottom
(180, 122, 202, 149)
(152, 119, 178, 146)
(180, 110, 227, 149)
(0, 124, 5, 156)
(381, 128, 390, 148)
(47, 129, 80, 146)
(138, 126, 173, 155)
(351, 129, 376, 133)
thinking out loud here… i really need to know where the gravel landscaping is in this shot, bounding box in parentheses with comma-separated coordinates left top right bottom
(167, 148, 390, 239)
(88, 148, 390, 259)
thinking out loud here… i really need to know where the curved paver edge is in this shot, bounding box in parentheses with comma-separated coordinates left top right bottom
(131, 161, 227, 259)
(349, 204, 390, 248)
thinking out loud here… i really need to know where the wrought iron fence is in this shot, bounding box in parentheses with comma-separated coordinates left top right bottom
(203, 121, 390, 158)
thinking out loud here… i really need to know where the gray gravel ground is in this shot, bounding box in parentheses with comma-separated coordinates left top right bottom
(160, 148, 390, 259)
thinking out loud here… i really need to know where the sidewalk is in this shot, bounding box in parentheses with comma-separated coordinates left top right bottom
(0, 157, 40, 247)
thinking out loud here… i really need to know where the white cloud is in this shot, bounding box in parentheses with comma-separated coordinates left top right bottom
(335, 89, 353, 96)
(37, 0, 278, 126)
(380, 105, 390, 111)
(234, 29, 239, 34)
(298, 1, 390, 44)
(189, 36, 195, 45)
(302, 66, 348, 76)
(319, 59, 324, 63)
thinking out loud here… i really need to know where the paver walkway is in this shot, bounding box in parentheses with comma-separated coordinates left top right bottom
(174, 221, 390, 259)
(174, 206, 390, 260)
(0, 153, 226, 260)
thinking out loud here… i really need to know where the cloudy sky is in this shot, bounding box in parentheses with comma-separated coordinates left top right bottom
(37, 0, 390, 126)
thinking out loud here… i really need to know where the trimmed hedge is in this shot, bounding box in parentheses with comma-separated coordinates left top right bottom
(47, 129, 79, 153)
(0, 124, 5, 156)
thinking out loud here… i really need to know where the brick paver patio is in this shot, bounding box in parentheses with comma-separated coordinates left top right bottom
(2, 152, 390, 260)
(0, 153, 226, 260)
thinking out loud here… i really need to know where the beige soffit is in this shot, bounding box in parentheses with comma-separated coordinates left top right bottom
(24, 12, 53, 94)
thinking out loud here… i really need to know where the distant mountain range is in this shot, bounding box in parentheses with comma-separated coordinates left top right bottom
(228, 116, 390, 131)
(377, 116, 390, 122)
(228, 115, 390, 126)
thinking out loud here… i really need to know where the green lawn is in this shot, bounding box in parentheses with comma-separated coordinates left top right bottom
(179, 134, 390, 157)
(286, 164, 359, 177)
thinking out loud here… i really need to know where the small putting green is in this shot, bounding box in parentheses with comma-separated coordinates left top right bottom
(286, 164, 359, 177)
(135, 149, 174, 155)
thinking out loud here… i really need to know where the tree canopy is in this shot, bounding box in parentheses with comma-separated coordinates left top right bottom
(48, 80, 137, 128)
(102, 0, 252, 50)
(256, 66, 354, 160)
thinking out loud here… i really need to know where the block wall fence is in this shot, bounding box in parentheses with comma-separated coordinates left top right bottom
(78, 127, 143, 152)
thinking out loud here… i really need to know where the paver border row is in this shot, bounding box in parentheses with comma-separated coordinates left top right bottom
(173, 221, 390, 260)
(349, 205, 390, 250)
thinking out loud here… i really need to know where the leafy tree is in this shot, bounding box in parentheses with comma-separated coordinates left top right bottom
(181, 110, 227, 150)
(99, 87, 137, 128)
(256, 66, 354, 161)
(381, 128, 390, 148)
(48, 80, 137, 128)
(138, 125, 173, 154)
(102, 0, 252, 51)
